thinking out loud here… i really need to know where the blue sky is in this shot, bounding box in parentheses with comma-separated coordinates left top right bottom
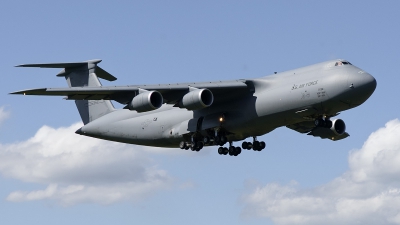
(1, 1, 400, 225)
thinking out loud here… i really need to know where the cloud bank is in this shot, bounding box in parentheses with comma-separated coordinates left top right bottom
(0, 122, 172, 205)
(242, 119, 400, 225)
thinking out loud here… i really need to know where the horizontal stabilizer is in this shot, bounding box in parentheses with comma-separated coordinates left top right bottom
(15, 59, 117, 81)
(15, 59, 102, 68)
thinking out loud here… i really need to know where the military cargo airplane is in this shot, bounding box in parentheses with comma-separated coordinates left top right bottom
(11, 59, 376, 156)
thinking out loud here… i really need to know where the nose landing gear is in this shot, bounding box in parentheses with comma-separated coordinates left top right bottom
(314, 116, 333, 128)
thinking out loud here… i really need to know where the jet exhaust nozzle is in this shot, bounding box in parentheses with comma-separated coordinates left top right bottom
(129, 91, 163, 112)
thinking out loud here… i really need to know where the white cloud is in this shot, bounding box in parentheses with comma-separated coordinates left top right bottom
(242, 119, 400, 225)
(0, 122, 172, 205)
(0, 107, 10, 126)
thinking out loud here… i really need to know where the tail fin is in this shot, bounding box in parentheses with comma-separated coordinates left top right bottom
(17, 59, 116, 124)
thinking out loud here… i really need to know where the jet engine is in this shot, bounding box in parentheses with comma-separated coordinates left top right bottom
(128, 91, 163, 112)
(180, 88, 214, 110)
(330, 119, 346, 136)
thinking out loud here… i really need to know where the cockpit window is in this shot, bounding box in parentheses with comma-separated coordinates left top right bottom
(335, 61, 352, 66)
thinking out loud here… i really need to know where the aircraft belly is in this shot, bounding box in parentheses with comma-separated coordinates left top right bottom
(80, 108, 193, 147)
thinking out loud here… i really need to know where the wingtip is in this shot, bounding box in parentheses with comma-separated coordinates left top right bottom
(9, 91, 23, 95)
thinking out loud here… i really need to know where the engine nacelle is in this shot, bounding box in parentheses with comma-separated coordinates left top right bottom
(180, 88, 214, 110)
(330, 119, 346, 136)
(129, 91, 163, 112)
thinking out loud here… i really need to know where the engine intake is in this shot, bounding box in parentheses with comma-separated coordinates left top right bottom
(330, 119, 346, 136)
(129, 91, 163, 112)
(180, 88, 214, 110)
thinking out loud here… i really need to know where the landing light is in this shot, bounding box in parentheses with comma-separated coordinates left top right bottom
(219, 117, 224, 122)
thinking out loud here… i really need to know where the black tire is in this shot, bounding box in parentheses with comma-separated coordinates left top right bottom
(191, 143, 197, 151)
(253, 141, 260, 151)
(218, 147, 223, 155)
(242, 142, 248, 149)
(179, 141, 186, 149)
(203, 136, 210, 144)
(315, 118, 325, 127)
(247, 142, 252, 150)
(223, 147, 229, 155)
(260, 141, 266, 150)
(229, 146, 235, 156)
(235, 147, 242, 155)
(198, 142, 204, 149)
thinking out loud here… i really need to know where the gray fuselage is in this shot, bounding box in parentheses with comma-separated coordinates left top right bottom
(79, 59, 376, 148)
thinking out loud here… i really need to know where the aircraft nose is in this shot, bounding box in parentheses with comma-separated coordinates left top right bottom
(347, 71, 377, 105)
(349, 72, 376, 92)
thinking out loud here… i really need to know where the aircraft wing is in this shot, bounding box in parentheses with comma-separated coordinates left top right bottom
(10, 80, 250, 105)
(286, 121, 350, 141)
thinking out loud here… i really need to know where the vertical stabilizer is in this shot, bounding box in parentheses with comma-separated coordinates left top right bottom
(17, 59, 117, 124)
(60, 60, 115, 124)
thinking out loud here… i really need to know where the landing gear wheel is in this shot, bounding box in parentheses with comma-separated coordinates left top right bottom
(260, 141, 266, 150)
(242, 142, 248, 149)
(191, 143, 197, 151)
(203, 136, 210, 144)
(223, 147, 228, 155)
(246, 142, 252, 150)
(235, 147, 242, 156)
(179, 141, 186, 149)
(314, 118, 325, 127)
(253, 141, 260, 151)
(229, 146, 235, 156)
(218, 147, 224, 155)
(196, 142, 203, 151)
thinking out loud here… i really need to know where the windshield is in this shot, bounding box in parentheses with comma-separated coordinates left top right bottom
(335, 61, 352, 66)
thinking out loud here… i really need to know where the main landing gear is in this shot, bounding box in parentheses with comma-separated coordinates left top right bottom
(179, 140, 204, 151)
(218, 141, 242, 156)
(179, 133, 265, 157)
(241, 136, 266, 151)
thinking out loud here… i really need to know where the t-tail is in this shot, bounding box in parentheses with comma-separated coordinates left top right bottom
(15, 59, 117, 124)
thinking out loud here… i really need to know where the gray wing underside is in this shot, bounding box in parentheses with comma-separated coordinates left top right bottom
(11, 80, 249, 105)
(287, 121, 349, 141)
